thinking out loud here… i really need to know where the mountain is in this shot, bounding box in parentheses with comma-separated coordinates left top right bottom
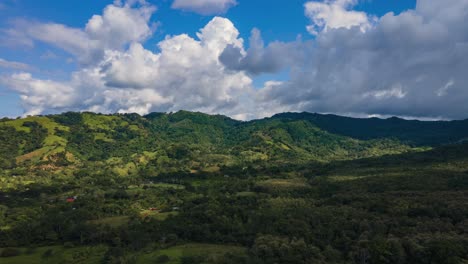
(2, 111, 468, 172)
(2, 111, 465, 171)
(272, 112, 468, 146)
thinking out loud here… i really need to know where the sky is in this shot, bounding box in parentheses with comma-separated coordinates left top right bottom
(0, 0, 467, 121)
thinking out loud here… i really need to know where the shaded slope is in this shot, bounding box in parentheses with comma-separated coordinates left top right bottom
(273, 112, 468, 146)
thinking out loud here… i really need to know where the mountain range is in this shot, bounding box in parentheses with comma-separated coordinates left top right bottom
(1, 111, 468, 171)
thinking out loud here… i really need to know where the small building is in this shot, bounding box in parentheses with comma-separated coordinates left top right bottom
(149, 207, 158, 211)
(66, 196, 77, 203)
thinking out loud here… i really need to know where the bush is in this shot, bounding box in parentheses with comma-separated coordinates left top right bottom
(0, 247, 21, 257)
(25, 247, 36, 255)
(155, 255, 170, 263)
(64, 242, 75, 248)
(42, 249, 54, 258)
(181, 255, 205, 264)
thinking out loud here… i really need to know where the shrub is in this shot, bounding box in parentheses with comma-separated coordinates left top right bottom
(42, 249, 54, 258)
(64, 242, 75, 248)
(155, 255, 170, 263)
(181, 255, 205, 264)
(25, 247, 36, 255)
(0, 247, 21, 257)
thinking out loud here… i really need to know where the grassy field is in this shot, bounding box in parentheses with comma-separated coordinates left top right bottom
(236, 191, 257, 197)
(2, 116, 70, 164)
(82, 113, 120, 130)
(0, 116, 69, 134)
(137, 243, 247, 264)
(256, 177, 310, 190)
(1, 244, 245, 264)
(0, 245, 107, 264)
(152, 183, 185, 190)
(140, 210, 179, 221)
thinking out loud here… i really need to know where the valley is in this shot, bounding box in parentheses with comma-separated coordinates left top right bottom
(0, 111, 467, 263)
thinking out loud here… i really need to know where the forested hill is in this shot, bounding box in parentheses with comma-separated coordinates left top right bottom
(1, 111, 468, 171)
(272, 112, 468, 146)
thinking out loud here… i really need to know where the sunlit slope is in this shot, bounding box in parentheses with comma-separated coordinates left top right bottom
(0, 111, 466, 170)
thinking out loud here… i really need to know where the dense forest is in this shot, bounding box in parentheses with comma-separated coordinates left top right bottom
(0, 111, 467, 263)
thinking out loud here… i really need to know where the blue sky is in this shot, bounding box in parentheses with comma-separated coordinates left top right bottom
(2, 0, 467, 120)
(1, 1, 415, 41)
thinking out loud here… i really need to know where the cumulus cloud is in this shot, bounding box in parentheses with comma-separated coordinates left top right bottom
(220, 29, 307, 75)
(1, 1, 156, 65)
(0, 1, 254, 118)
(0, 73, 77, 115)
(98, 17, 251, 114)
(305, 0, 372, 35)
(172, 0, 237, 15)
(3, 0, 468, 121)
(253, 0, 468, 119)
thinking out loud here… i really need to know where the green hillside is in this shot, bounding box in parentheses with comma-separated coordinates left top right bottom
(273, 112, 468, 146)
(0, 111, 467, 263)
(0, 111, 446, 171)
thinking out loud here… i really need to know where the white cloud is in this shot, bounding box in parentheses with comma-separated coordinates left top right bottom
(305, 0, 372, 35)
(436, 80, 454, 97)
(172, 0, 237, 15)
(0, 58, 31, 71)
(84, 2, 156, 49)
(98, 17, 251, 113)
(0, 24, 35, 48)
(363, 84, 407, 100)
(250, 0, 468, 120)
(3, 0, 468, 121)
(0, 73, 76, 116)
(0, 12, 254, 118)
(1, 1, 156, 65)
(220, 29, 307, 75)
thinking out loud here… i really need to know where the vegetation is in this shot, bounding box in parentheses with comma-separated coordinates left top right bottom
(0, 111, 467, 263)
